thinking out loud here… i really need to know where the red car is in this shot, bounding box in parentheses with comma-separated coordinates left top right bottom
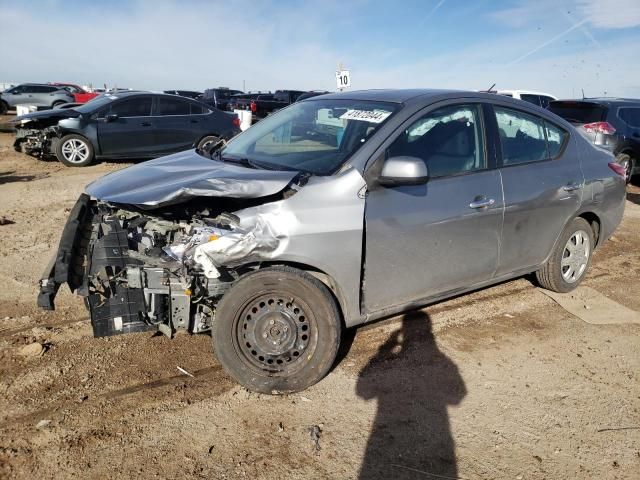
(49, 83, 100, 104)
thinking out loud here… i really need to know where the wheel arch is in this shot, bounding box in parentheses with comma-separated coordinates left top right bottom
(245, 261, 350, 329)
(577, 211, 602, 247)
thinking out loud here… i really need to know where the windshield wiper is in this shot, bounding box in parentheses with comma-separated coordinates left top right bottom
(219, 155, 266, 170)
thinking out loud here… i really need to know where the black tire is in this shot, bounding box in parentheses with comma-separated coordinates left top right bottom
(212, 266, 342, 394)
(536, 217, 594, 293)
(196, 135, 222, 152)
(51, 101, 66, 109)
(55, 134, 94, 167)
(0, 101, 8, 115)
(616, 153, 633, 184)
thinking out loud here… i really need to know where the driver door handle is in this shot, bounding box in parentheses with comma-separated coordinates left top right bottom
(469, 197, 495, 209)
(141, 122, 152, 127)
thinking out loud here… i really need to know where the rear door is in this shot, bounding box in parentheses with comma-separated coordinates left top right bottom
(491, 104, 582, 276)
(32, 86, 59, 107)
(153, 96, 202, 153)
(97, 96, 155, 156)
(364, 101, 504, 313)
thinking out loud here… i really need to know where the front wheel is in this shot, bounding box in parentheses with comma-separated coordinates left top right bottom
(55, 134, 94, 167)
(212, 266, 342, 394)
(536, 217, 594, 293)
(0, 101, 8, 115)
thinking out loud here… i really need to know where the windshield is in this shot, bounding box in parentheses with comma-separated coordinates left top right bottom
(73, 95, 116, 113)
(219, 99, 399, 175)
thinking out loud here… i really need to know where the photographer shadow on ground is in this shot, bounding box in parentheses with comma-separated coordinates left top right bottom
(356, 310, 466, 479)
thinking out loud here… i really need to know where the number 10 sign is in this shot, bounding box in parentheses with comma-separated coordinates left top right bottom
(336, 70, 351, 89)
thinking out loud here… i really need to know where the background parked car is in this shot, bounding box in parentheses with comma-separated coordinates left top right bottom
(164, 90, 203, 99)
(549, 98, 640, 183)
(49, 83, 101, 104)
(296, 90, 331, 101)
(0, 83, 75, 113)
(495, 90, 557, 108)
(227, 90, 305, 119)
(200, 87, 244, 111)
(13, 92, 241, 167)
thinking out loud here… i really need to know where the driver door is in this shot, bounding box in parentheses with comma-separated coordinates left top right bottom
(97, 96, 156, 156)
(363, 102, 504, 313)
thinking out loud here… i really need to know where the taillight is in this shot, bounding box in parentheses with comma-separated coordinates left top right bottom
(583, 122, 616, 135)
(250, 101, 257, 113)
(232, 116, 241, 128)
(608, 162, 626, 177)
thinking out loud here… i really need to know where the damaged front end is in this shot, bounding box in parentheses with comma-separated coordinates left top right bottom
(12, 109, 79, 156)
(14, 124, 61, 156)
(39, 155, 298, 338)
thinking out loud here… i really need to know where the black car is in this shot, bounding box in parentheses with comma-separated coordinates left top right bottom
(200, 88, 244, 111)
(13, 92, 240, 167)
(549, 98, 640, 183)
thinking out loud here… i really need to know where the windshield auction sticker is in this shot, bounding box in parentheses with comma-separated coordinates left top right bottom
(339, 109, 391, 123)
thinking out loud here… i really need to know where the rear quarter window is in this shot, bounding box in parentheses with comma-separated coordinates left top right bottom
(618, 107, 640, 128)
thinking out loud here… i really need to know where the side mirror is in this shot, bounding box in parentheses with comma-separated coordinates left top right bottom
(105, 113, 119, 122)
(378, 156, 429, 186)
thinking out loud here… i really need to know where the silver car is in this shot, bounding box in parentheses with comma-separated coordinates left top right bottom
(38, 89, 626, 393)
(0, 83, 75, 113)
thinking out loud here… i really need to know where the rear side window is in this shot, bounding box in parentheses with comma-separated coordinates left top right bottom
(545, 122, 568, 158)
(548, 102, 607, 124)
(387, 104, 486, 178)
(157, 97, 191, 116)
(520, 94, 541, 106)
(190, 103, 208, 115)
(539, 96, 554, 108)
(495, 107, 547, 165)
(619, 107, 640, 128)
(110, 97, 152, 117)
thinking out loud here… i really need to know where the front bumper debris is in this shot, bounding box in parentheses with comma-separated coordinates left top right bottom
(37, 193, 91, 310)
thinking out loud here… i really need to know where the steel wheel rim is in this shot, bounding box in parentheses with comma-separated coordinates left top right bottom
(561, 229, 590, 283)
(234, 293, 317, 375)
(61, 139, 89, 163)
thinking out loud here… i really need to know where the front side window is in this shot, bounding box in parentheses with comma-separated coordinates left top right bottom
(110, 97, 152, 117)
(157, 97, 191, 116)
(220, 99, 399, 175)
(386, 104, 486, 178)
(495, 107, 547, 165)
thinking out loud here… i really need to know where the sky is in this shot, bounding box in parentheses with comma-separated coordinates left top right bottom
(0, 0, 639, 98)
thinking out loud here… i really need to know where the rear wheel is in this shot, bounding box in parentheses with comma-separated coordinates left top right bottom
(616, 153, 633, 184)
(55, 134, 94, 167)
(196, 135, 222, 152)
(536, 217, 594, 293)
(212, 266, 342, 394)
(52, 100, 66, 109)
(0, 101, 8, 115)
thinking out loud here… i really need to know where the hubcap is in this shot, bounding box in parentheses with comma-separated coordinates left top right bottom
(61, 139, 89, 163)
(561, 229, 590, 283)
(236, 295, 313, 373)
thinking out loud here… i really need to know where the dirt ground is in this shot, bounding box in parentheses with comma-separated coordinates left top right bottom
(0, 120, 639, 479)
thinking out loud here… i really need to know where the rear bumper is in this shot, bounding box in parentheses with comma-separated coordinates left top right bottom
(37, 193, 91, 310)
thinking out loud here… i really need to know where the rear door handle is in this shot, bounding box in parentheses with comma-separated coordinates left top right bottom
(562, 182, 582, 192)
(141, 122, 152, 127)
(469, 197, 495, 209)
(190, 119, 198, 124)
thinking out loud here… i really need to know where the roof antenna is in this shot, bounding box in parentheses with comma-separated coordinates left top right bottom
(487, 83, 496, 93)
(581, 88, 585, 99)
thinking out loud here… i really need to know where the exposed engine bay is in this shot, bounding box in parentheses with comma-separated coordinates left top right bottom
(38, 191, 290, 338)
(14, 124, 61, 157)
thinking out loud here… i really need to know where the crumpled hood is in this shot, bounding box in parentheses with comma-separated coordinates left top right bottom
(11, 108, 80, 123)
(85, 149, 298, 208)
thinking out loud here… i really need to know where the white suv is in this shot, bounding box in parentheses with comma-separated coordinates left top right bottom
(496, 90, 557, 108)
